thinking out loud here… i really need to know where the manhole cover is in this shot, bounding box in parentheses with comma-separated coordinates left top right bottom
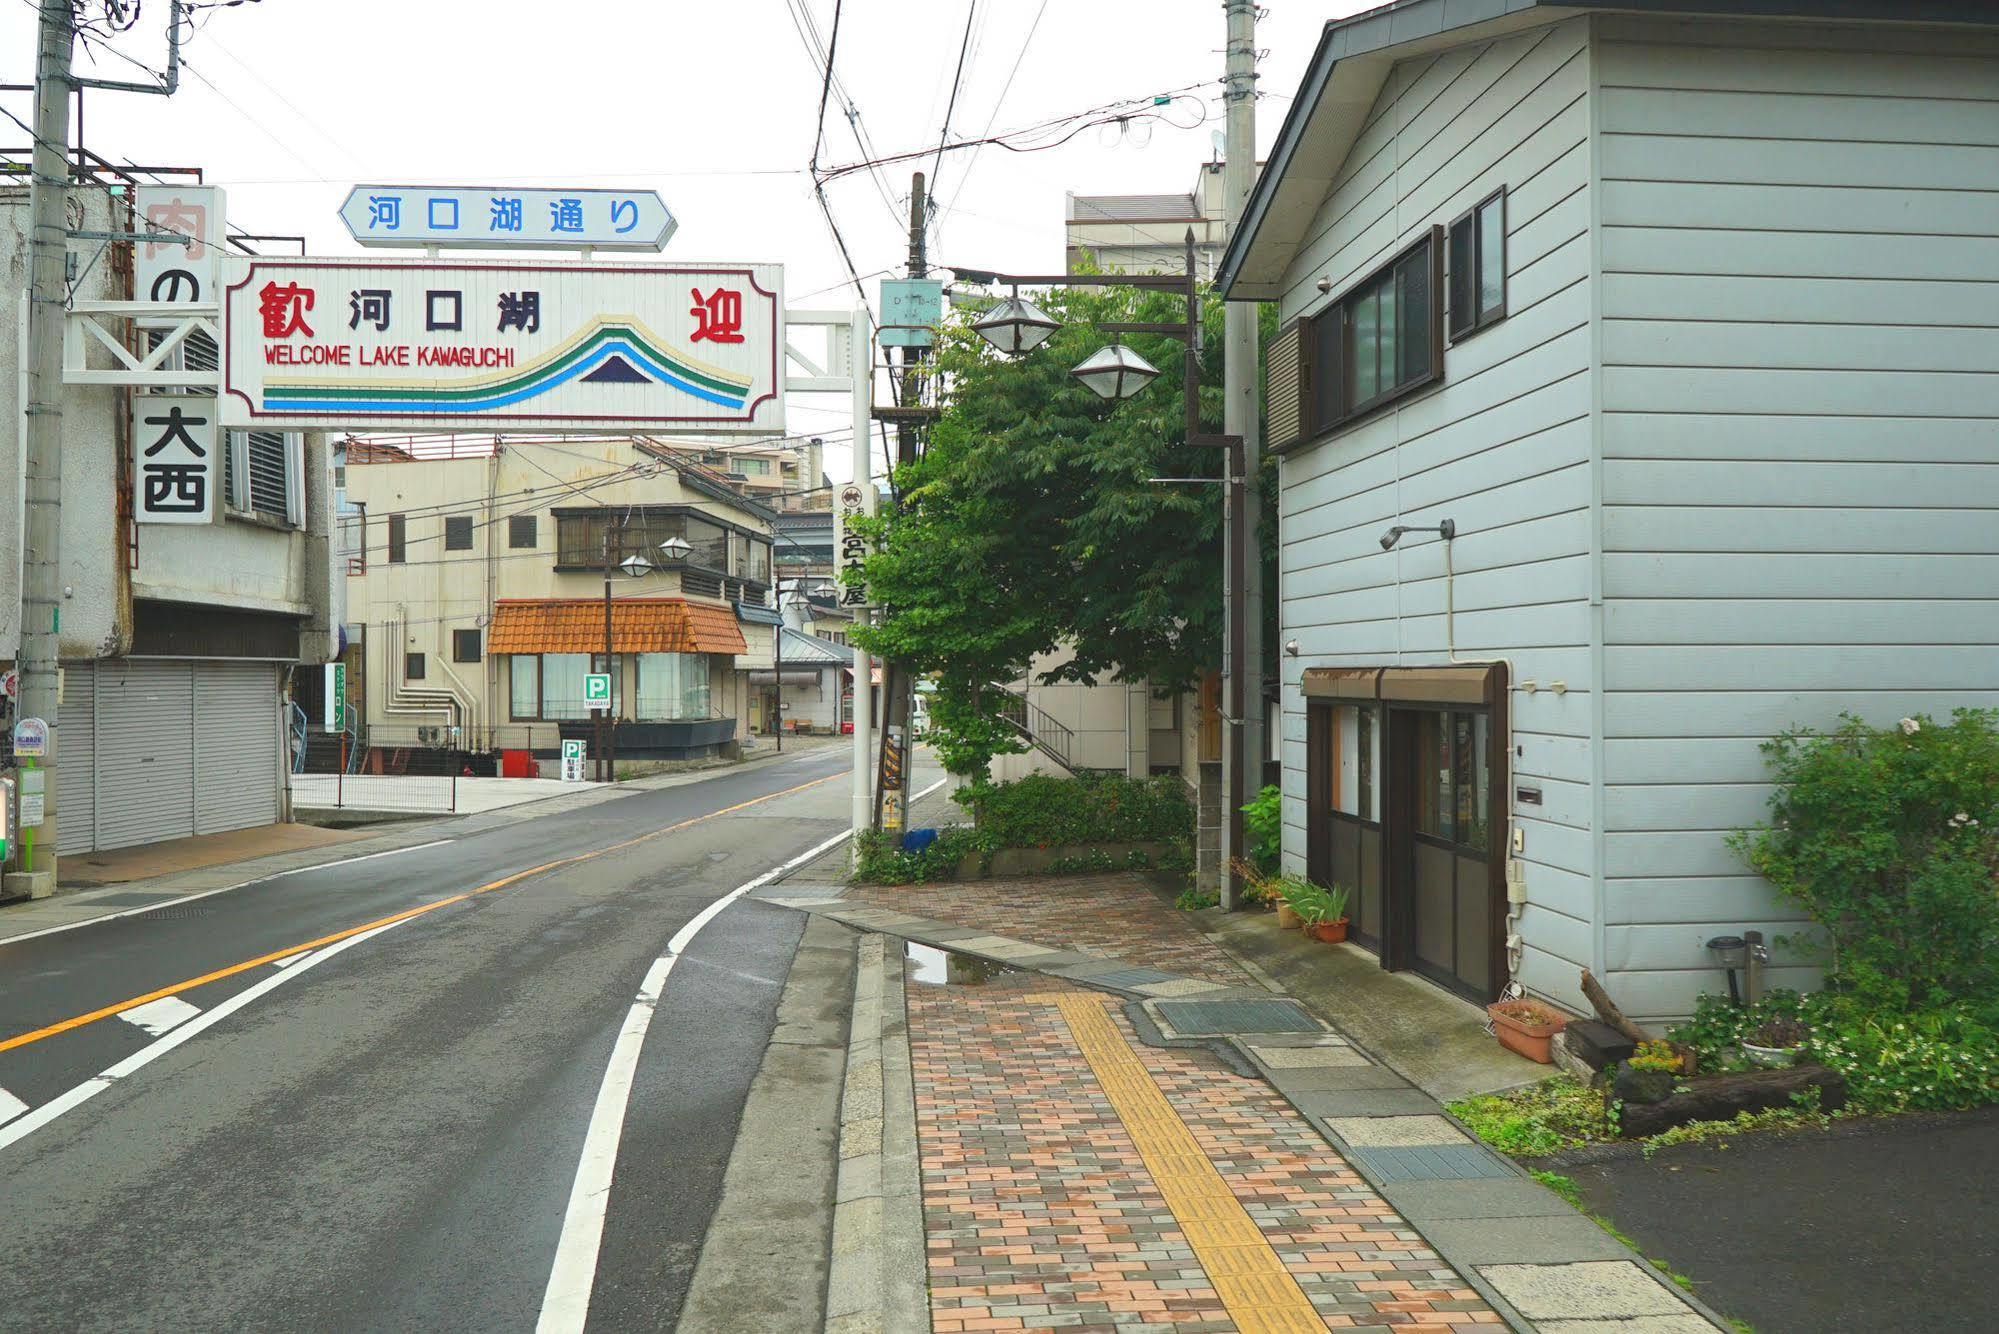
(1155, 997, 1323, 1034)
(1085, 967, 1181, 988)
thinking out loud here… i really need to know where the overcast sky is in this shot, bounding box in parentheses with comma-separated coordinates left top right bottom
(4, 0, 1374, 482)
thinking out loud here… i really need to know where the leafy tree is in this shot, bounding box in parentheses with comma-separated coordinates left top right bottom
(852, 279, 1270, 778)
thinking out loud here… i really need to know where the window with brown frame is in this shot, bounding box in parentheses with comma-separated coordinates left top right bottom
(1307, 227, 1444, 435)
(1448, 188, 1507, 341)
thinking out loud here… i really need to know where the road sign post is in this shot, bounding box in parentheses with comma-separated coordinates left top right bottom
(323, 663, 346, 734)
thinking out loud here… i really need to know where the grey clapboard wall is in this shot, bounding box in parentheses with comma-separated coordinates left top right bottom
(1273, 17, 1599, 1003)
(1592, 14, 1999, 1017)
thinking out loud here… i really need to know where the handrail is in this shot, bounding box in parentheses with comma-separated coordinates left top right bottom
(990, 682, 1076, 772)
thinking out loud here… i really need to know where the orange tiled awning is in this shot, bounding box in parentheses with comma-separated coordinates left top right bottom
(488, 598, 748, 656)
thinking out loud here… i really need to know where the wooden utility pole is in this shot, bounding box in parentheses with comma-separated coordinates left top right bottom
(873, 171, 927, 831)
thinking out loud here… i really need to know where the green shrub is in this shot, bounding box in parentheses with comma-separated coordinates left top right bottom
(956, 771, 1193, 847)
(1240, 784, 1282, 877)
(850, 825, 994, 885)
(1447, 1077, 1612, 1156)
(1731, 709, 1999, 1007)
(1671, 988, 1999, 1114)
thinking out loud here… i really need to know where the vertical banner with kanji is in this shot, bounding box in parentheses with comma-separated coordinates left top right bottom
(133, 394, 217, 524)
(834, 480, 873, 611)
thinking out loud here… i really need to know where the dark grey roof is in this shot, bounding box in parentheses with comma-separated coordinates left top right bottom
(1219, 0, 1999, 299)
(777, 626, 852, 666)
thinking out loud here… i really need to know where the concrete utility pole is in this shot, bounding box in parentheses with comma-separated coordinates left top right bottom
(9, 0, 78, 899)
(1220, 0, 1262, 908)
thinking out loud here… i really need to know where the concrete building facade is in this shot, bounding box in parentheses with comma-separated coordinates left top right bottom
(340, 438, 776, 771)
(2, 185, 339, 862)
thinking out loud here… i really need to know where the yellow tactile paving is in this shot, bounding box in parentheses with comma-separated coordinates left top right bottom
(1038, 991, 1327, 1333)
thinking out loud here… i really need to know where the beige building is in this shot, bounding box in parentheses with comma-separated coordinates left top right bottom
(1064, 160, 1258, 279)
(650, 437, 827, 512)
(341, 437, 777, 772)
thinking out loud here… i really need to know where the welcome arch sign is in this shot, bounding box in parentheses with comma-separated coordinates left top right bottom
(219, 258, 783, 434)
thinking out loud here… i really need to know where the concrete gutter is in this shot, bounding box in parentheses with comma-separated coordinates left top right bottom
(824, 932, 928, 1334)
(680, 916, 858, 1332)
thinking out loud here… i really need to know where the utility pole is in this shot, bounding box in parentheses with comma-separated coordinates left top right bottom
(599, 528, 615, 782)
(872, 170, 926, 832)
(8, 1, 78, 899)
(1220, 0, 1262, 910)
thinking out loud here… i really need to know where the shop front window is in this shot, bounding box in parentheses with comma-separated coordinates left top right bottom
(636, 653, 711, 720)
(1412, 707, 1490, 851)
(1330, 704, 1380, 822)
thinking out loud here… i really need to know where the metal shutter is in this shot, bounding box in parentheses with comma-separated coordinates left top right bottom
(55, 662, 96, 855)
(193, 662, 282, 834)
(95, 661, 196, 850)
(246, 432, 289, 521)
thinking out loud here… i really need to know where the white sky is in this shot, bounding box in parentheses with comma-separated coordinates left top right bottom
(3, 0, 1375, 483)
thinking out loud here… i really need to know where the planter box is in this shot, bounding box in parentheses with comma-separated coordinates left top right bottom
(1487, 1001, 1571, 1064)
(950, 841, 1177, 880)
(1617, 1064, 1848, 1138)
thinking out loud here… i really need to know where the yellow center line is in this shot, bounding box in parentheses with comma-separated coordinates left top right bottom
(1033, 991, 1328, 1334)
(0, 771, 843, 1056)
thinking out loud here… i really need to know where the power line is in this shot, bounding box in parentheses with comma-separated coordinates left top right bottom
(927, 0, 980, 214)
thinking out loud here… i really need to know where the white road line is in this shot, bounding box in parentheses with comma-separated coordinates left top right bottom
(271, 951, 315, 969)
(0, 921, 401, 1154)
(0, 1087, 26, 1127)
(535, 822, 863, 1334)
(117, 996, 202, 1037)
(0, 839, 455, 949)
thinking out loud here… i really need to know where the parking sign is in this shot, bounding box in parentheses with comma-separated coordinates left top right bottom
(584, 674, 611, 711)
(561, 738, 587, 783)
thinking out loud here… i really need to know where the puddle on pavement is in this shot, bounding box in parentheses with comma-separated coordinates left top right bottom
(905, 940, 1022, 988)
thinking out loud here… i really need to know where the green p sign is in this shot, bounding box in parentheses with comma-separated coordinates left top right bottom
(585, 673, 612, 711)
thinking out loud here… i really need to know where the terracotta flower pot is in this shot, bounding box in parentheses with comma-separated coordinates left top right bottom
(1276, 904, 1303, 930)
(1309, 918, 1349, 944)
(1486, 1000, 1571, 1064)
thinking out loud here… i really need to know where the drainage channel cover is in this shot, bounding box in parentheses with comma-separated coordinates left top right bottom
(1155, 997, 1323, 1035)
(77, 891, 179, 908)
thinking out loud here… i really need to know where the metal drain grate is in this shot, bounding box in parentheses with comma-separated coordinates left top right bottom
(1155, 997, 1323, 1034)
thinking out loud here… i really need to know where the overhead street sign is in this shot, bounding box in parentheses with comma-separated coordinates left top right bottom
(340, 186, 677, 252)
(219, 257, 784, 435)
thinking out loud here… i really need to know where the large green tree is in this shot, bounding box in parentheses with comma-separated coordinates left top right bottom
(853, 280, 1269, 778)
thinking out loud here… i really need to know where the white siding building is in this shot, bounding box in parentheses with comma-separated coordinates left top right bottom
(1222, 0, 1999, 1020)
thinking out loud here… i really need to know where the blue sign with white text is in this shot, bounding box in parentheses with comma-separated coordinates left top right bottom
(338, 186, 676, 252)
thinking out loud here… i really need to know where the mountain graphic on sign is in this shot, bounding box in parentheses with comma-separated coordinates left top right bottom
(580, 353, 650, 384)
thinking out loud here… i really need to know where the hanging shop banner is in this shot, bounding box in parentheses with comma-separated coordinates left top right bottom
(339, 186, 676, 252)
(833, 480, 873, 611)
(219, 258, 783, 434)
(133, 393, 218, 524)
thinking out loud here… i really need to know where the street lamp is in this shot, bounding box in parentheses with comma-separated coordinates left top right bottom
(656, 535, 693, 564)
(618, 553, 653, 577)
(972, 292, 1060, 356)
(1069, 342, 1161, 401)
(947, 232, 1256, 910)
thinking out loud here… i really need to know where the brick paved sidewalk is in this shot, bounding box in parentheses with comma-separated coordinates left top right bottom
(909, 967, 1500, 1333)
(851, 872, 1256, 988)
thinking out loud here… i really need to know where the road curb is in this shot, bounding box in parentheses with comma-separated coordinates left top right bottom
(825, 932, 928, 1334)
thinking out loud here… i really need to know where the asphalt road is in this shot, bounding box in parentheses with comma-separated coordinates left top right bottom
(1565, 1105, 1999, 1333)
(0, 745, 877, 1332)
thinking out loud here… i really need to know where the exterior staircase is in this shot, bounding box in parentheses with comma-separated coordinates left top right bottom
(991, 683, 1077, 773)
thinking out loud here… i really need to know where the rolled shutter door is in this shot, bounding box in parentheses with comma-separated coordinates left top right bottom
(194, 662, 282, 834)
(55, 662, 96, 855)
(96, 661, 196, 850)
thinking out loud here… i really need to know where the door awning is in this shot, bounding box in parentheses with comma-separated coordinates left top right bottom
(488, 598, 748, 655)
(1302, 662, 1498, 705)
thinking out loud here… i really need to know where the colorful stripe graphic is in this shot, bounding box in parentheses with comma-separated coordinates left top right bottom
(261, 318, 754, 415)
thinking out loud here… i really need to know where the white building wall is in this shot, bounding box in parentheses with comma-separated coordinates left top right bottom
(1273, 17, 1598, 1008)
(1590, 14, 1999, 1017)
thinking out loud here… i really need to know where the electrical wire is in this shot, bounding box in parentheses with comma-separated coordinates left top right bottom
(940, 0, 1049, 228)
(926, 0, 979, 211)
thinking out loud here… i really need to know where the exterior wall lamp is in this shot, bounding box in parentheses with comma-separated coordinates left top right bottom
(1378, 518, 1456, 551)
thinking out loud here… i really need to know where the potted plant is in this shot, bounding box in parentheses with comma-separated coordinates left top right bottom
(1486, 996, 1571, 1064)
(1273, 874, 1310, 930)
(1301, 883, 1352, 943)
(1741, 1016, 1811, 1068)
